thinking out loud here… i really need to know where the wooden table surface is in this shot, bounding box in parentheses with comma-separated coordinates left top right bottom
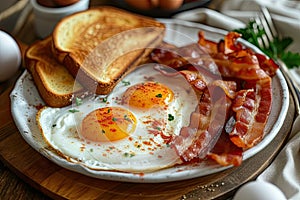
(0, 1, 295, 199)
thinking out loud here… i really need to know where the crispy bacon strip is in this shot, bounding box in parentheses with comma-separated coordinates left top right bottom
(208, 131, 243, 166)
(151, 43, 221, 77)
(151, 48, 187, 69)
(212, 50, 270, 80)
(211, 80, 237, 99)
(179, 70, 209, 93)
(199, 31, 278, 78)
(198, 31, 219, 54)
(229, 77, 272, 148)
(223, 32, 244, 54)
(171, 85, 233, 162)
(255, 53, 279, 77)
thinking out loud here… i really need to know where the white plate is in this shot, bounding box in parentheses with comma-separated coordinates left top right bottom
(10, 19, 289, 183)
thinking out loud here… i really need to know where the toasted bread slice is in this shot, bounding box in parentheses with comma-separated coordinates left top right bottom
(52, 6, 165, 94)
(25, 37, 85, 107)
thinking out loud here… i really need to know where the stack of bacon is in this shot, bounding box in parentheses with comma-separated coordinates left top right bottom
(150, 32, 279, 166)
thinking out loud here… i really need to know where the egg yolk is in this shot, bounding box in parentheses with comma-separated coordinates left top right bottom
(81, 107, 137, 142)
(122, 82, 174, 109)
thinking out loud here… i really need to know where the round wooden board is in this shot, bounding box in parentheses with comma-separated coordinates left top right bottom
(0, 84, 294, 200)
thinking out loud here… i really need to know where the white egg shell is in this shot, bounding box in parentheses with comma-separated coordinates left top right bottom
(233, 181, 287, 200)
(0, 31, 21, 82)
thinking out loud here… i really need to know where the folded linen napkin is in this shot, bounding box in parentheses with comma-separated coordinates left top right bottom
(257, 129, 300, 200)
(173, 1, 300, 199)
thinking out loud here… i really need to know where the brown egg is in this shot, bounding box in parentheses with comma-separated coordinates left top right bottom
(159, 0, 184, 10)
(151, 0, 160, 8)
(37, 0, 57, 7)
(125, 0, 153, 10)
(53, 0, 80, 7)
(37, 0, 79, 7)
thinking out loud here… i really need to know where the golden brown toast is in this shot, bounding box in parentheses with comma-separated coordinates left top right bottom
(52, 6, 165, 94)
(25, 37, 85, 107)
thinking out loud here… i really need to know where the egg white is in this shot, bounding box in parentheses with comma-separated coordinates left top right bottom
(37, 64, 199, 172)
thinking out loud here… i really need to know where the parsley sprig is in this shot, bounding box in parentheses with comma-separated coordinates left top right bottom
(234, 20, 300, 69)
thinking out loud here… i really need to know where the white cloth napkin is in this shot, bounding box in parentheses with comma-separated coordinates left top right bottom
(173, 1, 300, 199)
(257, 128, 300, 200)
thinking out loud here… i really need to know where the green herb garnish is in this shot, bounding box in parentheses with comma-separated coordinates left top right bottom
(234, 20, 300, 68)
(75, 97, 82, 106)
(122, 80, 131, 86)
(123, 152, 135, 157)
(168, 114, 174, 121)
(155, 126, 161, 131)
(156, 93, 162, 98)
(102, 97, 107, 103)
(124, 115, 131, 122)
(69, 109, 79, 113)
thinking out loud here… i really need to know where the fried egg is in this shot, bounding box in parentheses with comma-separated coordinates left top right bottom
(37, 64, 199, 172)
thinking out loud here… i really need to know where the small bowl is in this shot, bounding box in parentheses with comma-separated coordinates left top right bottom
(31, 0, 90, 38)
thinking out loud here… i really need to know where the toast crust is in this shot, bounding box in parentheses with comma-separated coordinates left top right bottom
(52, 6, 165, 94)
(25, 37, 85, 107)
